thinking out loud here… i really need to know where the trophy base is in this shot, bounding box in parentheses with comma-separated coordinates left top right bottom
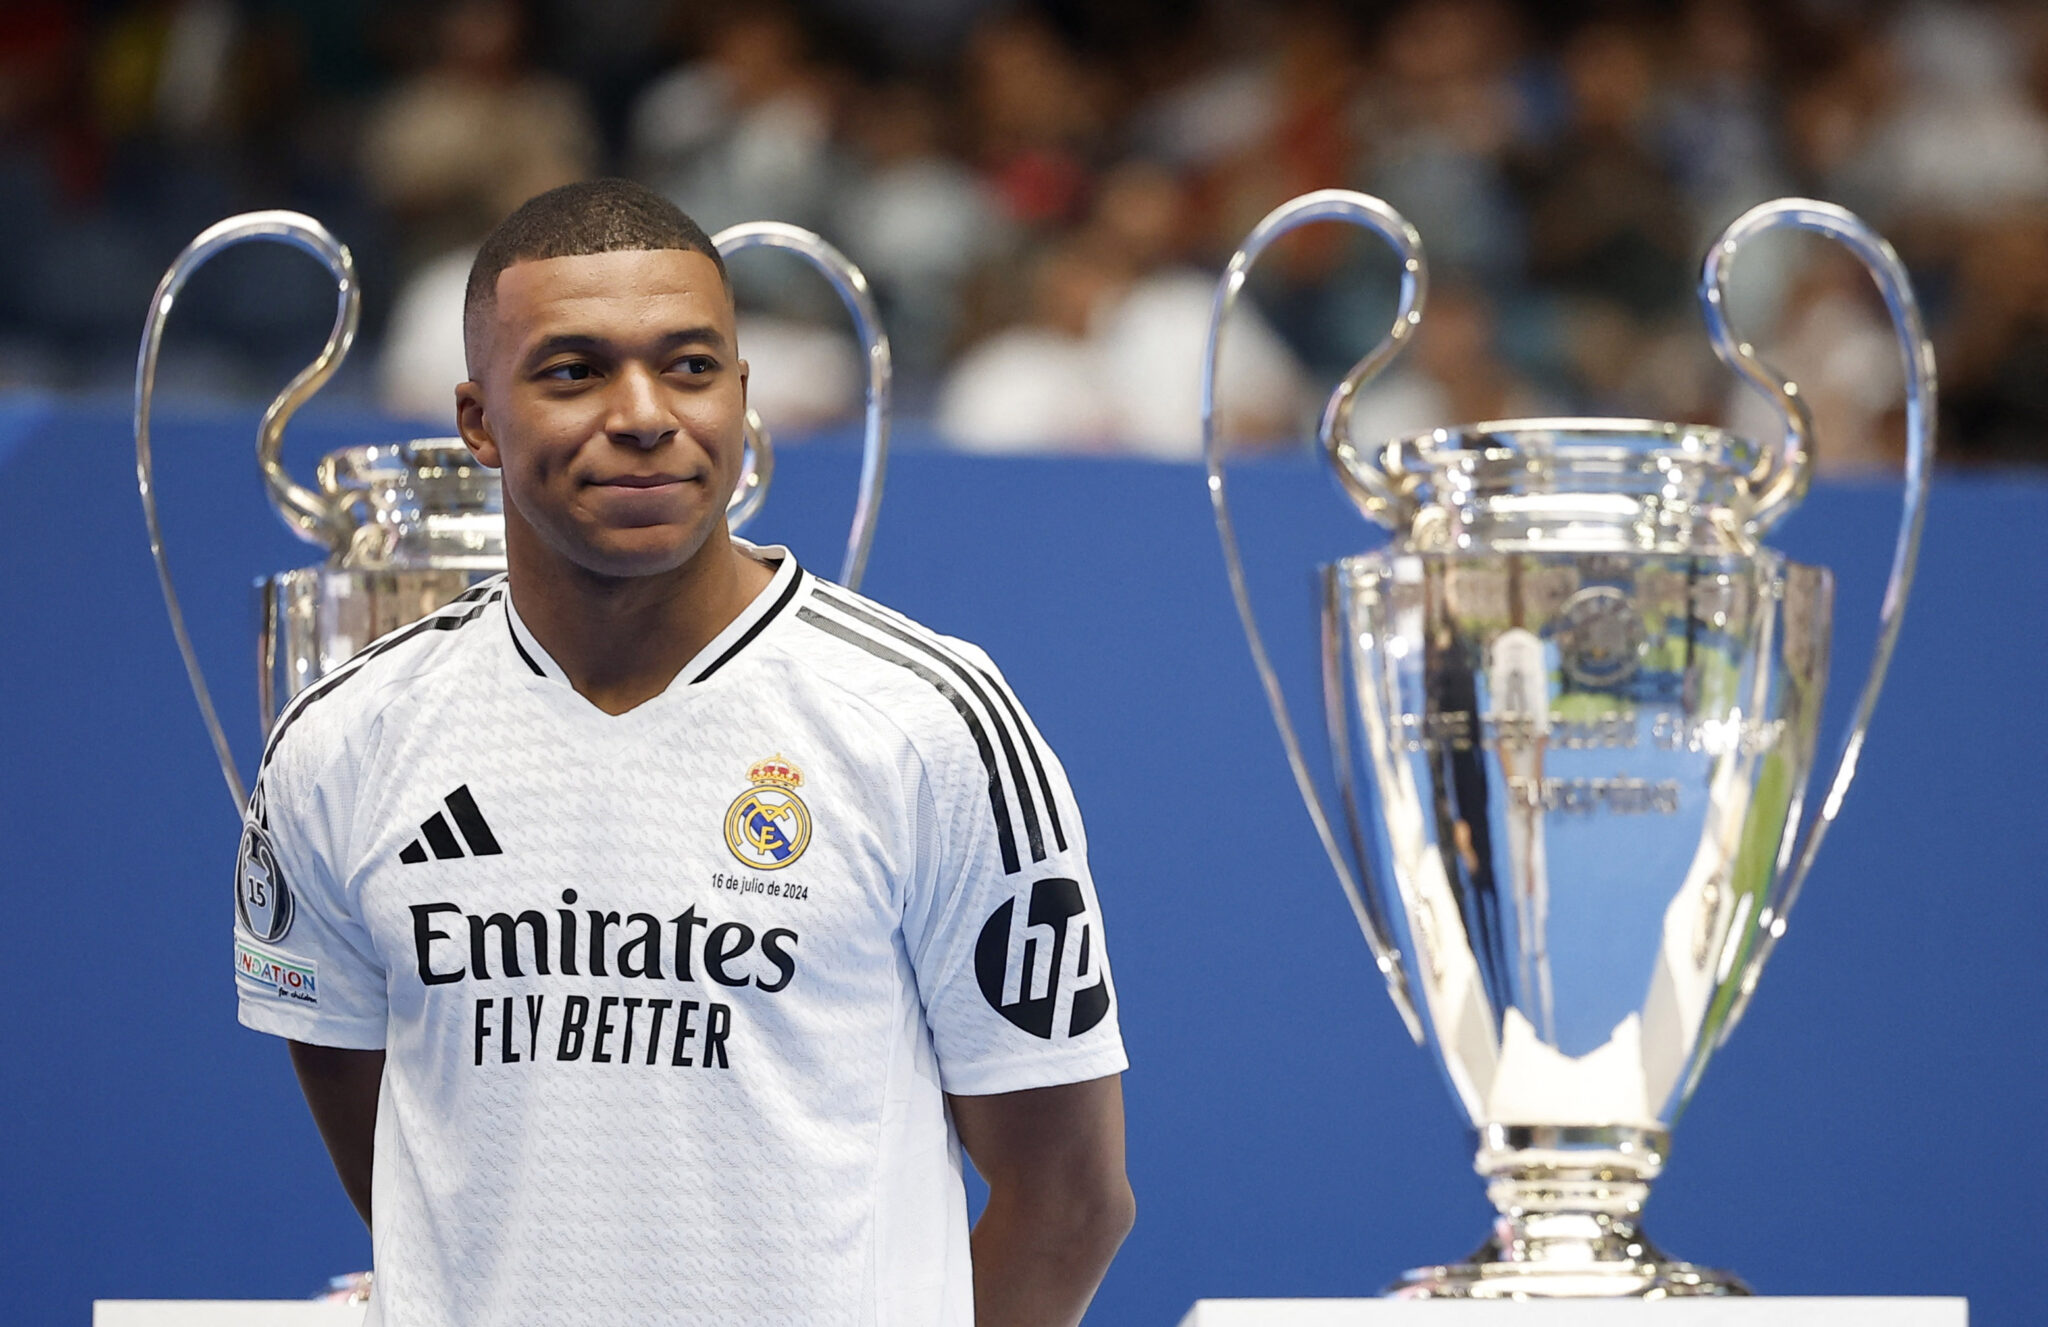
(1388, 1219, 1750, 1299)
(1389, 1124, 1750, 1298)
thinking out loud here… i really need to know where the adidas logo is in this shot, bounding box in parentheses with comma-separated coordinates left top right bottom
(399, 785, 503, 864)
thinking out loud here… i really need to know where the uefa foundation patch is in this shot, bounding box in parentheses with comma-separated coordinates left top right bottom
(236, 938, 318, 1006)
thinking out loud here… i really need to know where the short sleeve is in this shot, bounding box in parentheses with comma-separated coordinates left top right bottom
(899, 649, 1127, 1096)
(234, 728, 389, 1049)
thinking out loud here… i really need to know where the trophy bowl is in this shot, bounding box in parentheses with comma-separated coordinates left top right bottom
(1204, 195, 1932, 1295)
(257, 439, 504, 719)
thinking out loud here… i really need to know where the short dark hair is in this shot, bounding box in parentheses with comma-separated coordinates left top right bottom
(462, 179, 729, 373)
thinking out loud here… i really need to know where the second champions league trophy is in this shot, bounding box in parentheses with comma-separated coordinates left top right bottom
(1203, 193, 1932, 1295)
(138, 210, 890, 812)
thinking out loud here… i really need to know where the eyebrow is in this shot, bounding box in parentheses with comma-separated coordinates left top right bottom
(521, 325, 731, 366)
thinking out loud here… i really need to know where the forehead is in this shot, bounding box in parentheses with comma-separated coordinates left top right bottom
(489, 248, 734, 350)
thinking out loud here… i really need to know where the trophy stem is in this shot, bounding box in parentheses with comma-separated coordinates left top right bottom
(1388, 1125, 1750, 1298)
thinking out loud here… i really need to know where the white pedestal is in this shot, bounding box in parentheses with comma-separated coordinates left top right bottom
(1178, 1301, 1967, 1327)
(93, 1303, 368, 1326)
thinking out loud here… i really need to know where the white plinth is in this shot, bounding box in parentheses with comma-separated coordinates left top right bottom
(93, 1303, 367, 1326)
(1178, 1301, 1967, 1327)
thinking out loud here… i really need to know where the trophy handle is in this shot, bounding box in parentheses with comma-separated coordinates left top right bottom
(1700, 198, 1937, 1040)
(711, 222, 891, 592)
(728, 406, 775, 533)
(1202, 189, 1429, 1043)
(135, 211, 362, 813)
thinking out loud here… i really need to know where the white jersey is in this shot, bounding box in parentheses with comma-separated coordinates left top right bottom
(233, 548, 1126, 1327)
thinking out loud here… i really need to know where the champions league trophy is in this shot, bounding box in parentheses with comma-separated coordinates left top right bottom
(1203, 193, 1932, 1296)
(137, 210, 891, 813)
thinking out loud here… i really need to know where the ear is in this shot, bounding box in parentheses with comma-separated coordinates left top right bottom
(455, 381, 501, 469)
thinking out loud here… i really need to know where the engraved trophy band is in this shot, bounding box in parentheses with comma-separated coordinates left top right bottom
(1203, 192, 1933, 1296)
(137, 211, 892, 812)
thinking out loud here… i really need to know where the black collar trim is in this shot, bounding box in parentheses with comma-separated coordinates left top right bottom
(691, 564, 805, 684)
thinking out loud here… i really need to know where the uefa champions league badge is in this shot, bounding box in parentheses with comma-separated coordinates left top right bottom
(724, 756, 813, 870)
(235, 819, 295, 943)
(1555, 585, 1647, 691)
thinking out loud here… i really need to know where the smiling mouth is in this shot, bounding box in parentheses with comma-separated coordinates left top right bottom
(592, 473, 699, 488)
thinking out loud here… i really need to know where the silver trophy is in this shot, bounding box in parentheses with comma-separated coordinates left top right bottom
(137, 211, 891, 813)
(1203, 193, 1932, 1296)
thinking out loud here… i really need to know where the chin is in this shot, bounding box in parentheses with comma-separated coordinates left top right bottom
(514, 495, 726, 581)
(571, 525, 708, 579)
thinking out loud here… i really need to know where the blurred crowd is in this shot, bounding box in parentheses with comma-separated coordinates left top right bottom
(3, 0, 2047, 468)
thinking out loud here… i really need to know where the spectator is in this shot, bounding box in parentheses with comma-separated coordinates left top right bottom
(629, 5, 840, 237)
(378, 244, 473, 426)
(1521, 22, 1694, 324)
(937, 237, 1126, 452)
(1658, 0, 1793, 244)
(960, 10, 1107, 229)
(1938, 207, 2048, 466)
(1723, 248, 1905, 475)
(1358, 0, 1528, 283)
(1344, 282, 1551, 445)
(1085, 160, 1311, 458)
(1868, 1, 2048, 225)
(839, 81, 1009, 392)
(360, 0, 597, 271)
(1, 0, 2042, 469)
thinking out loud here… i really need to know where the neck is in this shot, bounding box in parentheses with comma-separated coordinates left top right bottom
(507, 523, 777, 715)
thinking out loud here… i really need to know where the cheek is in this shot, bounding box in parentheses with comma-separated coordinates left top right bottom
(496, 408, 587, 493)
(688, 384, 750, 455)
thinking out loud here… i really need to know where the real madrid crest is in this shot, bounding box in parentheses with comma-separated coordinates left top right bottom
(725, 755, 813, 870)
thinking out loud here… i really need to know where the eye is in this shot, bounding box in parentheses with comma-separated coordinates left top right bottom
(673, 354, 718, 376)
(541, 361, 595, 382)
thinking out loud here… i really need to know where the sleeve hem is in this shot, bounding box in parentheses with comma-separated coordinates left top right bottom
(938, 1042, 1128, 1097)
(237, 997, 386, 1050)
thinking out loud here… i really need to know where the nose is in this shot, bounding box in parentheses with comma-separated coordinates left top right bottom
(604, 363, 680, 451)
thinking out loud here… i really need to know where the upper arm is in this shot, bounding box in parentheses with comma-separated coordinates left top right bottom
(289, 1042, 387, 1123)
(289, 1041, 385, 1227)
(947, 1074, 1129, 1196)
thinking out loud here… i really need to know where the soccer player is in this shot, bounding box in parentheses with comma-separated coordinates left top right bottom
(231, 179, 1132, 1327)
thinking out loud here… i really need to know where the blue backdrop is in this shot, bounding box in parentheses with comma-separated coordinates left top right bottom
(0, 399, 2040, 1324)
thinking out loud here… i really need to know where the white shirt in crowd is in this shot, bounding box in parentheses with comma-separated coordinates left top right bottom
(938, 268, 1310, 460)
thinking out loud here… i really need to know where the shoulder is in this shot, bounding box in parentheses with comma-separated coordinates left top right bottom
(257, 576, 510, 788)
(785, 578, 1008, 708)
(780, 578, 1085, 887)
(774, 578, 1025, 766)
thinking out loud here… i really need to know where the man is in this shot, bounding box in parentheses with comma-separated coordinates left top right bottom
(233, 179, 1132, 1327)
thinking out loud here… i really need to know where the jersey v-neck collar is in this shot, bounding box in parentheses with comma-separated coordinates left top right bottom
(501, 543, 807, 700)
